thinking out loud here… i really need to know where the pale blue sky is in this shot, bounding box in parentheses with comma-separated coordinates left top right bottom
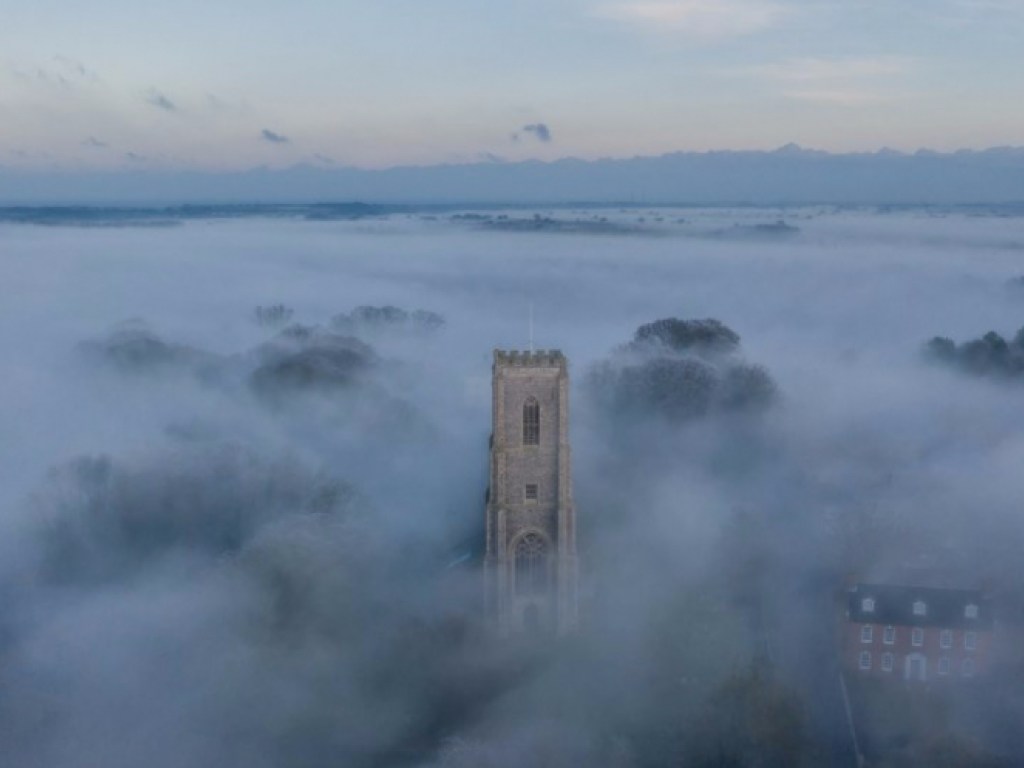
(1, 0, 1021, 170)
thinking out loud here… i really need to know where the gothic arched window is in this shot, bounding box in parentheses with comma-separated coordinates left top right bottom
(523, 397, 540, 445)
(514, 533, 548, 596)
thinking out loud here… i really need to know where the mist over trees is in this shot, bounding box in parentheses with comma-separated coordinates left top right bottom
(1, 209, 1023, 766)
(587, 318, 777, 426)
(925, 327, 1024, 378)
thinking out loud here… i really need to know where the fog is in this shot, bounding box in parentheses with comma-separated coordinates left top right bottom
(2, 207, 1023, 766)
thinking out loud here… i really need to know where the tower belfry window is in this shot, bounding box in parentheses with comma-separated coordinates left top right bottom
(523, 397, 540, 445)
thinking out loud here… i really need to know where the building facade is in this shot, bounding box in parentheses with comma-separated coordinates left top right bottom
(843, 583, 993, 683)
(484, 349, 578, 636)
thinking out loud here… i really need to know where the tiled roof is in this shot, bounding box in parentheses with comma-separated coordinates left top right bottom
(847, 583, 993, 630)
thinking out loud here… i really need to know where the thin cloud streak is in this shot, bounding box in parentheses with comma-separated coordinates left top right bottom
(595, 0, 787, 39)
(724, 55, 916, 104)
(735, 56, 916, 83)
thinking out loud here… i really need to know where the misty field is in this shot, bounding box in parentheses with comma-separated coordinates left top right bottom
(1, 207, 1023, 766)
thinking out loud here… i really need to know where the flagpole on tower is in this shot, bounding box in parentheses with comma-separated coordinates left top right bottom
(529, 303, 534, 353)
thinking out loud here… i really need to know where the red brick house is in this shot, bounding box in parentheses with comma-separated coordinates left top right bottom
(843, 583, 993, 683)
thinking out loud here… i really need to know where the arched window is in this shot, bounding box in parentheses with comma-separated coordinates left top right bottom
(514, 533, 548, 596)
(523, 397, 540, 445)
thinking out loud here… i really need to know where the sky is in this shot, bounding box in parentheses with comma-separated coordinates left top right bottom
(1, 0, 1023, 171)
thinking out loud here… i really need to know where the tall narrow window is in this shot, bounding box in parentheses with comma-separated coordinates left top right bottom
(965, 631, 977, 651)
(523, 397, 540, 445)
(861, 625, 873, 643)
(882, 653, 894, 672)
(514, 533, 548, 596)
(524, 483, 539, 502)
(940, 630, 952, 649)
(859, 651, 872, 671)
(912, 628, 924, 647)
(884, 626, 896, 645)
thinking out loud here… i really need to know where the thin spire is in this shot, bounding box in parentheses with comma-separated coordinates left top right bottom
(529, 302, 534, 353)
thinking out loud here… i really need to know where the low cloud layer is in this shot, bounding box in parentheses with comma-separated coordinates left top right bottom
(0, 207, 1022, 765)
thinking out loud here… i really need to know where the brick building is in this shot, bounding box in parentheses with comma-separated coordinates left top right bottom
(843, 583, 993, 683)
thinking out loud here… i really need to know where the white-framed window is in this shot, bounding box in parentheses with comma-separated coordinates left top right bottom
(882, 652, 894, 672)
(912, 627, 924, 646)
(965, 604, 979, 620)
(962, 658, 975, 677)
(861, 625, 873, 643)
(938, 657, 950, 675)
(965, 631, 977, 651)
(861, 597, 875, 613)
(859, 651, 872, 670)
(940, 629, 952, 649)
(913, 600, 927, 616)
(524, 483, 538, 502)
(883, 626, 895, 645)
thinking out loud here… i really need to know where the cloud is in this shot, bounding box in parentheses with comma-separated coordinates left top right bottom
(313, 153, 335, 165)
(82, 137, 108, 149)
(737, 56, 914, 83)
(261, 129, 289, 144)
(595, 0, 786, 39)
(522, 123, 552, 142)
(145, 88, 177, 112)
(52, 56, 99, 82)
(726, 56, 915, 105)
(782, 89, 887, 106)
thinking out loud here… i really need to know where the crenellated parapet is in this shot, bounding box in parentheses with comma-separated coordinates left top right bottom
(493, 349, 567, 369)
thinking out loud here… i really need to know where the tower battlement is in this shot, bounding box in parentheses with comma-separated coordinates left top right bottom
(493, 349, 566, 368)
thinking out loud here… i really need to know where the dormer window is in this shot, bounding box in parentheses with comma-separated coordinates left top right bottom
(965, 604, 979, 620)
(913, 600, 927, 616)
(861, 597, 875, 613)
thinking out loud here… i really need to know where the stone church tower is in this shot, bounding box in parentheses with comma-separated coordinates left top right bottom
(484, 349, 578, 636)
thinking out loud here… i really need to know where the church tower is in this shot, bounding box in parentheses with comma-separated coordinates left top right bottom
(484, 349, 578, 636)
